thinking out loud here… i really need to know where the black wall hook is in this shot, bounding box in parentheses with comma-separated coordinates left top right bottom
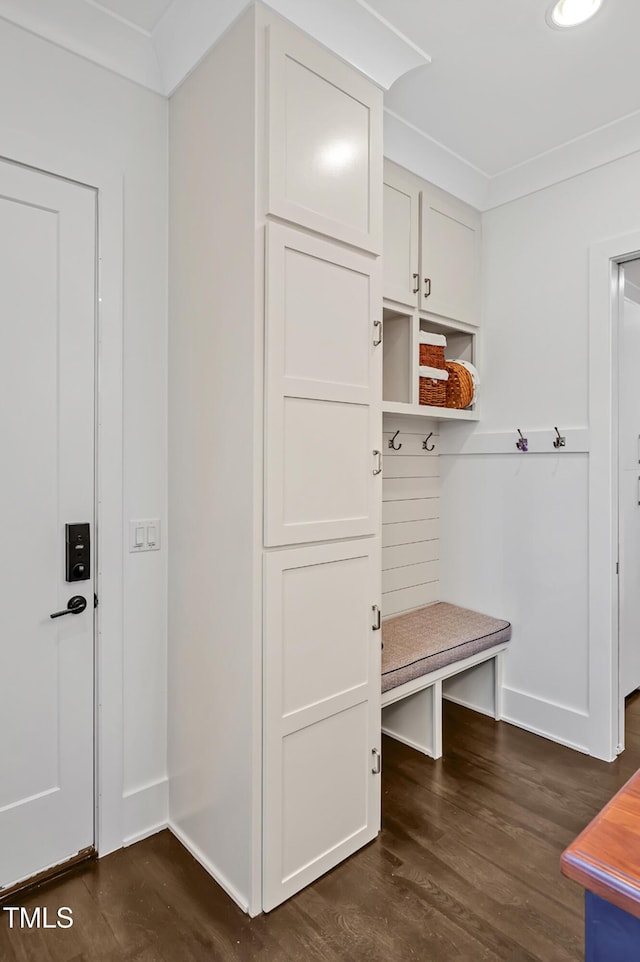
(388, 430, 402, 451)
(553, 427, 566, 449)
(423, 432, 435, 452)
(516, 429, 528, 452)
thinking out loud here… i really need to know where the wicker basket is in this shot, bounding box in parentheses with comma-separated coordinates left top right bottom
(444, 361, 474, 409)
(418, 366, 448, 407)
(418, 332, 447, 370)
(419, 377, 446, 406)
(419, 343, 445, 368)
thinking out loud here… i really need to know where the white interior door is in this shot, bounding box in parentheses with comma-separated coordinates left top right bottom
(264, 223, 382, 547)
(619, 292, 640, 698)
(263, 540, 381, 912)
(0, 160, 96, 889)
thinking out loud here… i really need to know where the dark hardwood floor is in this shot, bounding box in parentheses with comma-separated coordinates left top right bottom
(3, 696, 640, 962)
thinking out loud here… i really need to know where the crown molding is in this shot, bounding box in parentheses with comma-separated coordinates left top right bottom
(152, 0, 248, 94)
(155, 0, 429, 95)
(0, 0, 429, 97)
(383, 106, 640, 212)
(4, 0, 638, 208)
(383, 109, 491, 210)
(260, 0, 429, 92)
(486, 107, 640, 209)
(0, 0, 163, 91)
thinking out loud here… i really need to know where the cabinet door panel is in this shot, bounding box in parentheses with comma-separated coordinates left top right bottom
(281, 704, 369, 879)
(383, 174, 420, 307)
(282, 398, 369, 528)
(282, 247, 371, 388)
(265, 224, 381, 546)
(280, 552, 370, 715)
(420, 191, 481, 325)
(263, 541, 381, 911)
(267, 21, 382, 254)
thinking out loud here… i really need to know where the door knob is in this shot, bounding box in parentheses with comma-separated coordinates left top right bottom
(50, 595, 87, 619)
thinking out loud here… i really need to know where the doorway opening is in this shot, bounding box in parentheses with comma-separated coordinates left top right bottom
(617, 258, 640, 754)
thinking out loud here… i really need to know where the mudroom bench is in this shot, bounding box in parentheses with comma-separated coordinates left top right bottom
(381, 602, 512, 759)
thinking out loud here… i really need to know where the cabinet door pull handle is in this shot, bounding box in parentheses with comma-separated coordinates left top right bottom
(373, 320, 382, 347)
(412, 273, 420, 295)
(371, 748, 381, 774)
(424, 277, 431, 298)
(372, 451, 382, 475)
(372, 604, 381, 631)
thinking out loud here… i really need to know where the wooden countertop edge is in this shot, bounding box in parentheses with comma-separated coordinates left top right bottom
(561, 768, 640, 920)
(561, 849, 640, 920)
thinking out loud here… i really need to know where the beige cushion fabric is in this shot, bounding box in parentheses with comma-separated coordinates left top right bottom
(382, 602, 511, 693)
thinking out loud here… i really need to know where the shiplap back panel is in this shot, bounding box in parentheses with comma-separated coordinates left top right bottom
(382, 415, 440, 618)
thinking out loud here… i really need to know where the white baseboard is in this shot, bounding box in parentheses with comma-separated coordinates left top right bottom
(501, 686, 590, 754)
(168, 819, 250, 915)
(122, 776, 169, 847)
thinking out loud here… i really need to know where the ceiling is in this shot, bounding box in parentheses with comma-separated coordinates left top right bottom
(370, 0, 640, 177)
(0, 0, 638, 208)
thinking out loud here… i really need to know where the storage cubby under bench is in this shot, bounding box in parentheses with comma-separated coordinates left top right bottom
(381, 602, 512, 759)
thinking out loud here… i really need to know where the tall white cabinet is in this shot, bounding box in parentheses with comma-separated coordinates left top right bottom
(169, 4, 383, 916)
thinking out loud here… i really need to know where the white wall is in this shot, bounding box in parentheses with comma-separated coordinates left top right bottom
(0, 21, 169, 842)
(441, 151, 640, 757)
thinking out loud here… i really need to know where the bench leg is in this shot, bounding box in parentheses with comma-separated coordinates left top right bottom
(432, 679, 443, 759)
(494, 652, 504, 721)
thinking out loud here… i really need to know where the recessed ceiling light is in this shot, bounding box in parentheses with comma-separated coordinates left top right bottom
(547, 0, 603, 28)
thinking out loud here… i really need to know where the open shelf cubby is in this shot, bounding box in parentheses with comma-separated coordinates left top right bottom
(382, 307, 412, 405)
(382, 305, 479, 420)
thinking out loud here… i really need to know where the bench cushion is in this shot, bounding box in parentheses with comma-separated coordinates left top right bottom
(381, 602, 511, 693)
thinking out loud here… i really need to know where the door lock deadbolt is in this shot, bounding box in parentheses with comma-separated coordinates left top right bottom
(65, 523, 90, 582)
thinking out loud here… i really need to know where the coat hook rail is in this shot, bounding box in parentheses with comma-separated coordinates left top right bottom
(423, 432, 435, 452)
(516, 429, 528, 452)
(553, 427, 566, 449)
(389, 430, 402, 451)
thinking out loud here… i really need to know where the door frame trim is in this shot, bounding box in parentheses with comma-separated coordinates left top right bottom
(0, 135, 125, 857)
(589, 232, 640, 762)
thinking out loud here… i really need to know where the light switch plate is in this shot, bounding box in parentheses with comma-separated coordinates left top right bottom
(129, 519, 161, 552)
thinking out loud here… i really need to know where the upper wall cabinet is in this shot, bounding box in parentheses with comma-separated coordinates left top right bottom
(267, 21, 383, 255)
(383, 161, 481, 327)
(420, 188, 480, 327)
